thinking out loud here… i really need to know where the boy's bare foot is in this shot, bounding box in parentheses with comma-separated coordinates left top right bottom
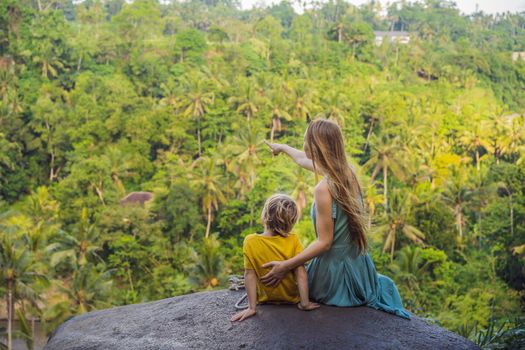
(297, 302, 320, 311)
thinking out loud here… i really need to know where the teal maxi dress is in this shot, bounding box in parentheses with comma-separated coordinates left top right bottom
(306, 197, 412, 320)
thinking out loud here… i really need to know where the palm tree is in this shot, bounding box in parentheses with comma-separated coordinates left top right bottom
(254, 72, 272, 98)
(180, 74, 215, 157)
(0, 231, 48, 350)
(290, 80, 317, 122)
(104, 145, 136, 197)
(409, 129, 450, 189)
(32, 42, 66, 79)
(316, 87, 348, 127)
(328, 22, 347, 43)
(346, 22, 373, 59)
(15, 187, 61, 267)
(14, 309, 34, 350)
(291, 168, 312, 217)
(266, 84, 291, 142)
(25, 186, 59, 225)
(389, 246, 429, 295)
(44, 262, 115, 331)
(391, 246, 427, 278)
(29, 83, 67, 183)
(361, 178, 382, 229)
(468, 164, 491, 245)
(227, 78, 263, 122)
(190, 235, 223, 288)
(363, 134, 407, 212)
(159, 78, 180, 112)
(492, 179, 517, 238)
(458, 124, 491, 173)
(46, 208, 104, 268)
(226, 126, 263, 198)
(0, 59, 13, 104)
(0, 60, 23, 115)
(61, 263, 115, 314)
(500, 114, 525, 162)
(372, 189, 425, 262)
(190, 156, 227, 239)
(402, 149, 434, 190)
(481, 116, 508, 164)
(440, 165, 473, 243)
(0, 133, 17, 173)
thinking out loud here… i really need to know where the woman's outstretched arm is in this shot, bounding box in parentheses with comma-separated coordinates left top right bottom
(260, 181, 334, 287)
(263, 140, 315, 172)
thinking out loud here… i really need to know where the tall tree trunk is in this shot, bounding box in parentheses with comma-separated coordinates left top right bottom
(510, 195, 514, 237)
(456, 209, 463, 240)
(205, 205, 212, 239)
(7, 279, 13, 350)
(197, 117, 202, 157)
(112, 174, 126, 197)
(476, 150, 480, 172)
(364, 119, 375, 152)
(49, 151, 55, 182)
(249, 203, 254, 228)
(31, 316, 35, 345)
(93, 184, 105, 206)
(127, 266, 135, 297)
(383, 163, 388, 212)
(390, 231, 395, 262)
(477, 211, 482, 245)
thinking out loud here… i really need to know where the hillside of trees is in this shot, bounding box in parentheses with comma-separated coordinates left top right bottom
(0, 0, 524, 348)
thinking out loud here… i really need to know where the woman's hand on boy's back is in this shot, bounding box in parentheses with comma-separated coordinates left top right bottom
(230, 308, 256, 322)
(260, 261, 288, 287)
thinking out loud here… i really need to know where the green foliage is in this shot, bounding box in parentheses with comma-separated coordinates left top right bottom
(189, 235, 224, 288)
(0, 0, 524, 345)
(174, 28, 208, 65)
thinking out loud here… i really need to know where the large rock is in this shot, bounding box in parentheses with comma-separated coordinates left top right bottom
(44, 290, 480, 350)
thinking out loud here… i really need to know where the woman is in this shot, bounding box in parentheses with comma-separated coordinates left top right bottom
(262, 119, 411, 319)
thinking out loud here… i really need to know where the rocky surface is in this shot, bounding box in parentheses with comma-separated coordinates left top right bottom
(44, 290, 480, 350)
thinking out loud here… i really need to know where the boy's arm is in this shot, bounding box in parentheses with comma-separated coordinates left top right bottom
(230, 269, 258, 322)
(245, 269, 257, 311)
(294, 266, 320, 311)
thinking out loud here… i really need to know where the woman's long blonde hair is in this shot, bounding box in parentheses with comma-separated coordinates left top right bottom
(305, 118, 369, 255)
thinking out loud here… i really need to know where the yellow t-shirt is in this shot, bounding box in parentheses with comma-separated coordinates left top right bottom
(243, 232, 304, 304)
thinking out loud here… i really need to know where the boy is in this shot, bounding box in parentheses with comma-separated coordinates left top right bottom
(230, 194, 320, 322)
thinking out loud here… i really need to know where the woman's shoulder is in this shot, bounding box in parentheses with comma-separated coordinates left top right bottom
(314, 179, 332, 202)
(315, 177, 329, 188)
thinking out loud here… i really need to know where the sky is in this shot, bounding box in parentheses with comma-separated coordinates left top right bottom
(240, 0, 525, 14)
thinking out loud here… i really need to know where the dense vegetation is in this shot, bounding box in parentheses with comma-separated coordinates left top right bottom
(1, 0, 524, 348)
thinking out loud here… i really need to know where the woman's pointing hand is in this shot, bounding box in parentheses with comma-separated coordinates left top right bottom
(263, 140, 284, 156)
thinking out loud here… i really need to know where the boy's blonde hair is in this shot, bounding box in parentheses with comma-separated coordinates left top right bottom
(261, 194, 299, 237)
